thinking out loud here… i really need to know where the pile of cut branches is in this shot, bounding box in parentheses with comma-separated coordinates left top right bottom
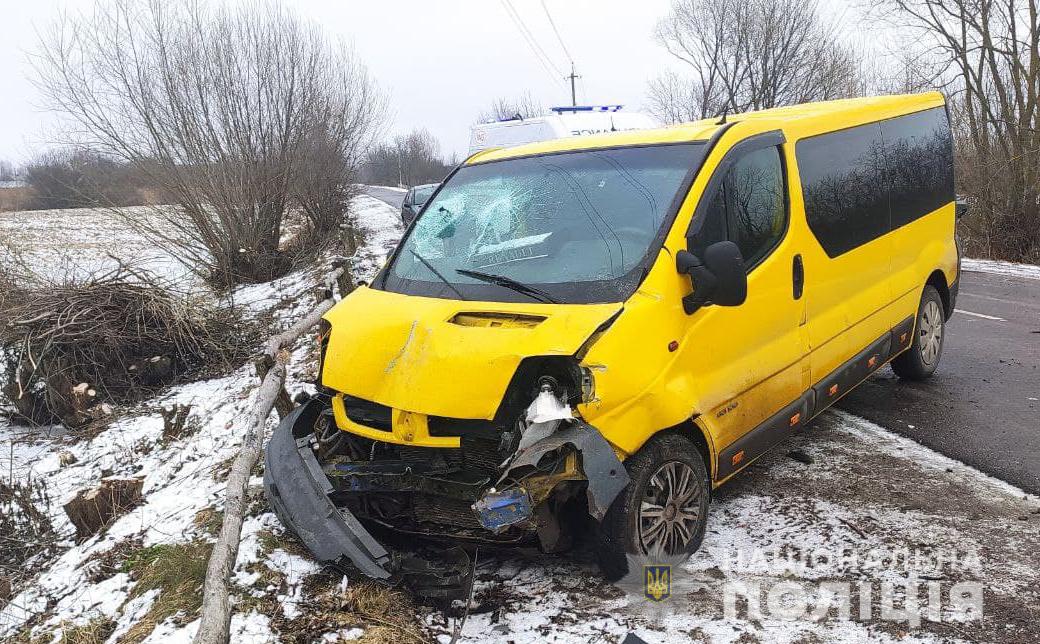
(0, 264, 255, 426)
(0, 475, 56, 607)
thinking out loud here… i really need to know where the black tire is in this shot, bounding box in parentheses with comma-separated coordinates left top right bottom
(595, 433, 710, 581)
(892, 284, 946, 380)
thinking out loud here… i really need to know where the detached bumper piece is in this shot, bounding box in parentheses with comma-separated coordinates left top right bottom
(263, 400, 472, 599)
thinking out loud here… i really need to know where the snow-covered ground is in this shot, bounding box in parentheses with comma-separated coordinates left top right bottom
(961, 257, 1040, 280)
(2, 197, 1038, 643)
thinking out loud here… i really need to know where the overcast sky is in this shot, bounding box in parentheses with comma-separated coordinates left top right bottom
(0, 0, 866, 164)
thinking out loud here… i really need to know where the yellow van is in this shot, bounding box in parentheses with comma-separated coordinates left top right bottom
(264, 93, 958, 592)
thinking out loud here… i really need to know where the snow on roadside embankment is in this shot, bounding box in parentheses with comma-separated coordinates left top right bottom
(3, 196, 1039, 643)
(0, 194, 404, 642)
(962, 257, 1040, 280)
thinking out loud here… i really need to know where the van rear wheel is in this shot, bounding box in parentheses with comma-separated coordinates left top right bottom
(595, 434, 709, 581)
(892, 284, 945, 380)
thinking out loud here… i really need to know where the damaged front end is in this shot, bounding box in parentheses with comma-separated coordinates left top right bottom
(263, 370, 628, 599)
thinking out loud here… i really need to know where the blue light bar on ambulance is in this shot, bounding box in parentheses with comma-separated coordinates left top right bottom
(550, 105, 624, 113)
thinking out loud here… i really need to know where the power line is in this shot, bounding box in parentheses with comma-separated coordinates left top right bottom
(505, 0, 563, 76)
(539, 0, 573, 64)
(540, 0, 579, 106)
(500, 0, 564, 85)
(502, 0, 562, 79)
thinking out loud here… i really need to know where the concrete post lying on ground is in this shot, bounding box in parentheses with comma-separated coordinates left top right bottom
(194, 267, 345, 644)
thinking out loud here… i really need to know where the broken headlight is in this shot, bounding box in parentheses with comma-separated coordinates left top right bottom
(526, 376, 573, 424)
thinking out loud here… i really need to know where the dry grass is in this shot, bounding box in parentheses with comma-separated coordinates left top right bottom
(81, 535, 144, 584)
(0, 187, 32, 212)
(55, 617, 118, 644)
(234, 552, 429, 644)
(278, 575, 426, 644)
(192, 508, 224, 537)
(11, 616, 118, 644)
(120, 541, 212, 643)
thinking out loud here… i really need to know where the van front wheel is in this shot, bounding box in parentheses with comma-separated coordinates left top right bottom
(595, 434, 710, 581)
(892, 284, 945, 380)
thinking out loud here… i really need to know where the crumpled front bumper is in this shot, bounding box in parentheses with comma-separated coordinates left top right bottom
(263, 398, 631, 597)
(263, 400, 395, 579)
(264, 400, 472, 597)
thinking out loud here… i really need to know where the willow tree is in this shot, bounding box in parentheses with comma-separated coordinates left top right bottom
(34, 0, 384, 286)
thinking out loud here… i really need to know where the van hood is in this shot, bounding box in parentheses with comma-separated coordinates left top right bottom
(320, 286, 620, 420)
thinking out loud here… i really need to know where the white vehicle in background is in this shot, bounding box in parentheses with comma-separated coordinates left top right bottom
(468, 105, 657, 155)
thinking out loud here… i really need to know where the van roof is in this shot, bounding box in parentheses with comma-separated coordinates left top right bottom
(466, 92, 945, 165)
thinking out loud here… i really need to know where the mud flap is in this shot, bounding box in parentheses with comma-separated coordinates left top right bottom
(499, 420, 630, 520)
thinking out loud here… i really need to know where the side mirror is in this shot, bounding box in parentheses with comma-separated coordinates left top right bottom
(675, 241, 748, 314)
(955, 198, 968, 220)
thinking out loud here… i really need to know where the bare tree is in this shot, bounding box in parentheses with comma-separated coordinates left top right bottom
(867, 0, 1040, 262)
(647, 71, 710, 124)
(33, 0, 383, 287)
(361, 129, 451, 187)
(477, 92, 546, 123)
(22, 149, 147, 210)
(650, 0, 863, 122)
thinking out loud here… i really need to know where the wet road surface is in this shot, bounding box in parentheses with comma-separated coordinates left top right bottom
(839, 270, 1040, 494)
(362, 185, 405, 210)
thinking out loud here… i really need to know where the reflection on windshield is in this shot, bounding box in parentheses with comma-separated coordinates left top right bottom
(383, 143, 704, 304)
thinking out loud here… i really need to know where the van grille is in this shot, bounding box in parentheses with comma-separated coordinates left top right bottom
(412, 495, 483, 529)
(341, 394, 391, 431)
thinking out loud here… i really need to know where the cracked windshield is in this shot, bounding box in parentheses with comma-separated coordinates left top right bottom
(385, 143, 704, 303)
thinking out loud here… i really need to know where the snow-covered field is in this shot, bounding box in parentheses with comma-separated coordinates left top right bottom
(2, 197, 1038, 643)
(0, 205, 189, 283)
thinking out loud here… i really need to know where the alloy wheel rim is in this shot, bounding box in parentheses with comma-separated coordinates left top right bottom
(919, 300, 943, 366)
(638, 461, 702, 556)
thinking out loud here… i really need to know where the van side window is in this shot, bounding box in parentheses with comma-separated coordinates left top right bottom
(727, 147, 786, 266)
(797, 122, 888, 257)
(881, 107, 955, 229)
(690, 180, 728, 257)
(690, 146, 786, 269)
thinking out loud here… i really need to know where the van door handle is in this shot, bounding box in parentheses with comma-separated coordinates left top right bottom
(793, 254, 804, 300)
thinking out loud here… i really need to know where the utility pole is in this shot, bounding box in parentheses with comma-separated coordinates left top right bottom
(565, 62, 580, 107)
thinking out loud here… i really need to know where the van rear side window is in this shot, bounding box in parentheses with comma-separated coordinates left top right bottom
(796, 122, 887, 257)
(882, 107, 955, 229)
(797, 106, 954, 258)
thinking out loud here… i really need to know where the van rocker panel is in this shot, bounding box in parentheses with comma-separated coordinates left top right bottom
(717, 392, 813, 480)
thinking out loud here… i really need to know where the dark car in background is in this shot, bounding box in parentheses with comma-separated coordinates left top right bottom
(400, 183, 438, 225)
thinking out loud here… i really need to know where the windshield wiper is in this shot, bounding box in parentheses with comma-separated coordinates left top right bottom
(455, 268, 559, 304)
(409, 250, 467, 300)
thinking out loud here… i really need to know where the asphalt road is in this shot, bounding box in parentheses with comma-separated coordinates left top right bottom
(363, 185, 405, 210)
(360, 187, 1040, 494)
(839, 270, 1040, 495)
